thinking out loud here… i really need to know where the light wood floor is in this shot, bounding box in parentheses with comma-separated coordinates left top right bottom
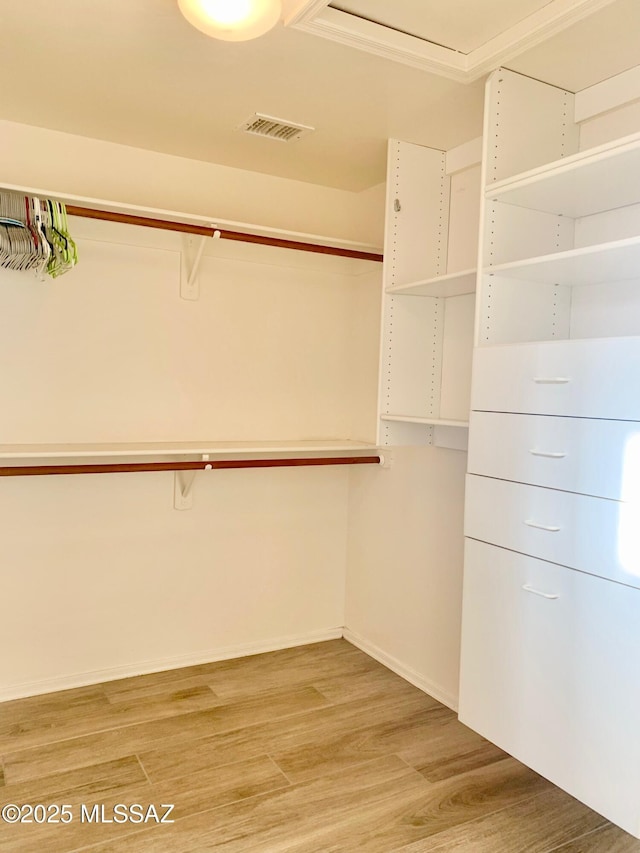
(0, 639, 638, 852)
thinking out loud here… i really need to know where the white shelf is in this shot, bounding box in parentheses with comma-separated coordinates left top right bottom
(0, 439, 378, 462)
(386, 269, 476, 297)
(485, 235, 640, 285)
(486, 131, 640, 218)
(0, 181, 382, 258)
(380, 415, 469, 428)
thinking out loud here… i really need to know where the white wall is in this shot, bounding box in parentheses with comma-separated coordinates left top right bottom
(0, 162, 383, 700)
(1, 465, 349, 700)
(345, 447, 468, 710)
(0, 120, 471, 709)
(0, 217, 370, 444)
(0, 120, 385, 248)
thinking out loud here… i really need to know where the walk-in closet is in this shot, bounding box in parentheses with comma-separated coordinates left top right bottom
(2, 2, 640, 851)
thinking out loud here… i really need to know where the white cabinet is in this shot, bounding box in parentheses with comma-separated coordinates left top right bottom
(377, 139, 480, 450)
(468, 411, 640, 501)
(465, 474, 640, 588)
(471, 338, 640, 421)
(459, 539, 640, 838)
(460, 67, 640, 838)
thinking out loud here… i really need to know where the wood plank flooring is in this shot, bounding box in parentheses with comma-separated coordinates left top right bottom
(0, 639, 637, 852)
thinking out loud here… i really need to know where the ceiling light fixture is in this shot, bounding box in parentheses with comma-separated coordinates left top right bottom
(177, 0, 282, 41)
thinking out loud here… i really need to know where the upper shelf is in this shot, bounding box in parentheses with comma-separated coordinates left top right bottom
(485, 235, 640, 285)
(0, 439, 378, 463)
(485, 131, 640, 218)
(0, 181, 383, 261)
(386, 269, 476, 297)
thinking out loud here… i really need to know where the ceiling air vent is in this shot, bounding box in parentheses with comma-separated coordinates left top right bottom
(238, 113, 315, 142)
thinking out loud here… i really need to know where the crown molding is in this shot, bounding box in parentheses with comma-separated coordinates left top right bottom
(282, 0, 331, 27)
(286, 0, 619, 83)
(293, 7, 469, 81)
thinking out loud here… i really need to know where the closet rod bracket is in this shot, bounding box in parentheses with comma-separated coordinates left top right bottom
(174, 469, 197, 510)
(180, 228, 220, 301)
(174, 456, 214, 510)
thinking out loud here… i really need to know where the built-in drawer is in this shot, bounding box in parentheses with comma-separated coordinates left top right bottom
(471, 338, 640, 420)
(468, 411, 640, 501)
(459, 538, 640, 837)
(464, 474, 640, 588)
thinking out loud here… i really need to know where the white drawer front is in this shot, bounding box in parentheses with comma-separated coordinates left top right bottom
(468, 411, 640, 501)
(472, 338, 640, 420)
(464, 474, 640, 588)
(459, 539, 640, 837)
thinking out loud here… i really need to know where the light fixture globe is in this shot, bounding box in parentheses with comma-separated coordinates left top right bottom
(178, 0, 282, 41)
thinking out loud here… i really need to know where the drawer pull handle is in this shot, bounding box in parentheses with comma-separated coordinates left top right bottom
(524, 520, 561, 532)
(529, 450, 567, 459)
(523, 584, 560, 600)
(533, 377, 571, 384)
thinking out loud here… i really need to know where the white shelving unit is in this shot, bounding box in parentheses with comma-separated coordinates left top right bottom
(377, 139, 480, 451)
(477, 80, 640, 348)
(460, 67, 640, 840)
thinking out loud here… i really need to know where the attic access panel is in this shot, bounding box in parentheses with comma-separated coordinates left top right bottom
(330, 0, 558, 53)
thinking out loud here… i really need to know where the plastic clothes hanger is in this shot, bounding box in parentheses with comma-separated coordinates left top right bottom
(0, 192, 78, 277)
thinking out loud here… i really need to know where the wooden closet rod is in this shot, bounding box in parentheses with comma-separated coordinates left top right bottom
(66, 205, 384, 263)
(0, 456, 382, 477)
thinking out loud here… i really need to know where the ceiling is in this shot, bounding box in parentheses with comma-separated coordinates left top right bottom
(0, 0, 639, 192)
(289, 0, 625, 81)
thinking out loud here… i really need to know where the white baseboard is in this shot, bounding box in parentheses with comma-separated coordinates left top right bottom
(0, 628, 343, 703)
(2, 627, 459, 709)
(343, 628, 459, 711)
